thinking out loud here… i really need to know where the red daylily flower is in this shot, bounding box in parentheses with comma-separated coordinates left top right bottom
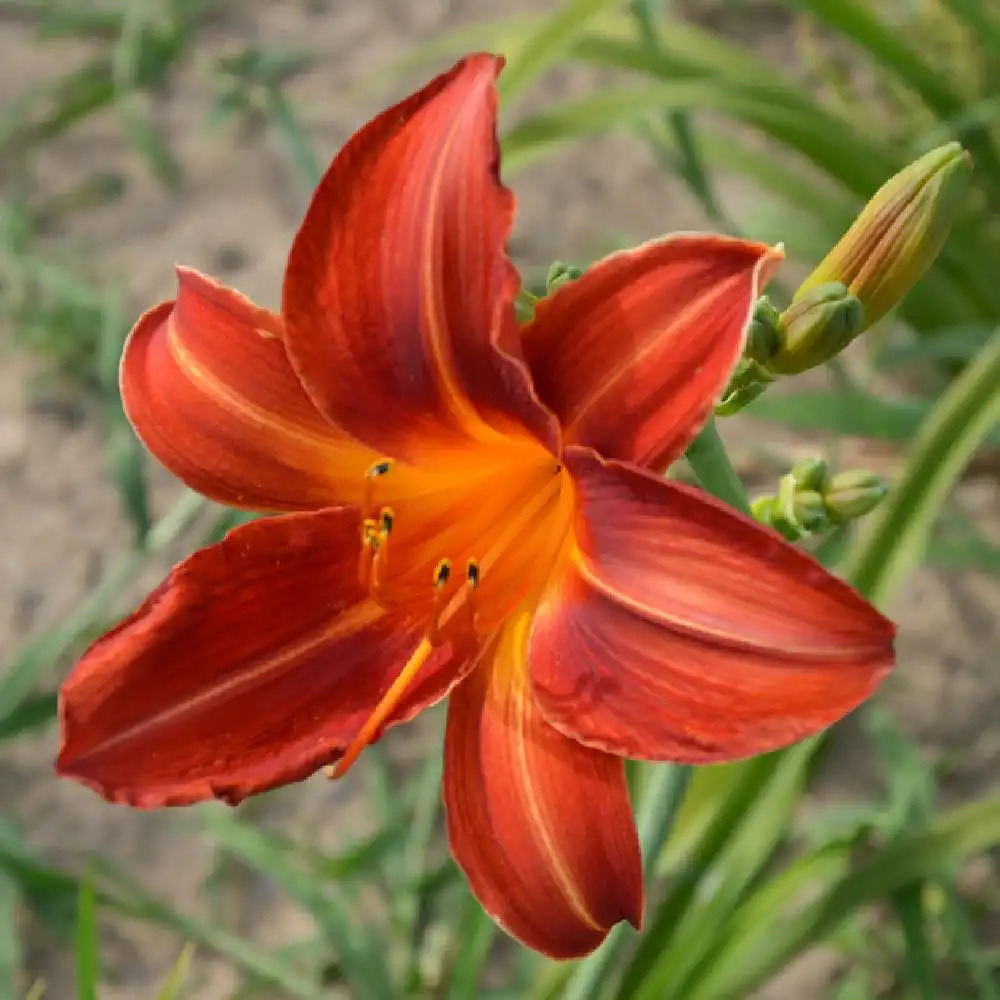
(57, 54, 895, 959)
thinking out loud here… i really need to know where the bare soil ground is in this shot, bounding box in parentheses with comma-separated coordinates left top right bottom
(1, 2, 998, 997)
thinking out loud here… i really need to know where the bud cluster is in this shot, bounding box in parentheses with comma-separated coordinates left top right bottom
(718, 143, 971, 414)
(751, 458, 887, 541)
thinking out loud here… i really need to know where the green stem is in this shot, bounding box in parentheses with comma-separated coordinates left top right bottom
(683, 417, 751, 514)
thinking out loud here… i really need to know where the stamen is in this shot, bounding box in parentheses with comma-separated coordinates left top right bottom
(358, 517, 380, 588)
(434, 558, 452, 587)
(463, 559, 481, 635)
(330, 635, 435, 778)
(367, 459, 393, 479)
(371, 507, 394, 592)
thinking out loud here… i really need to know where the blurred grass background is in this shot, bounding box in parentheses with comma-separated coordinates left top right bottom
(1, 0, 1000, 997)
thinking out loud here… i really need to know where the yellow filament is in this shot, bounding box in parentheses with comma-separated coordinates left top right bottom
(331, 636, 435, 778)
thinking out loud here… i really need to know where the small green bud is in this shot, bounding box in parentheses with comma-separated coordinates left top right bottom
(745, 296, 781, 363)
(796, 142, 971, 331)
(768, 282, 864, 375)
(763, 475, 830, 540)
(715, 358, 775, 416)
(545, 261, 585, 294)
(790, 457, 829, 493)
(750, 495, 778, 525)
(824, 470, 887, 522)
(514, 288, 538, 324)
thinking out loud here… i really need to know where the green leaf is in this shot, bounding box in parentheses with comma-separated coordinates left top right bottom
(0, 831, 21, 1000)
(75, 876, 99, 1000)
(497, 0, 622, 104)
(746, 388, 1000, 447)
(0, 691, 57, 741)
(202, 809, 396, 1000)
(155, 944, 195, 1000)
(785, 0, 1000, 200)
(0, 491, 206, 732)
(0, 828, 321, 999)
(685, 792, 1000, 1000)
(845, 326, 1000, 602)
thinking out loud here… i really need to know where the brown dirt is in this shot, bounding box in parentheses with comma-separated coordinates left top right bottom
(1, 2, 998, 998)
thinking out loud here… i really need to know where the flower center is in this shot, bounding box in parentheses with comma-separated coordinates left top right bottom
(331, 446, 573, 777)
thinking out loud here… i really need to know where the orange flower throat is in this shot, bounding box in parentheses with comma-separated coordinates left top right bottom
(334, 442, 574, 775)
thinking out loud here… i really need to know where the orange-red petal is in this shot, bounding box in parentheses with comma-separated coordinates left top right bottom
(121, 268, 375, 511)
(282, 54, 558, 463)
(529, 450, 894, 762)
(57, 509, 474, 807)
(521, 236, 780, 470)
(443, 615, 643, 958)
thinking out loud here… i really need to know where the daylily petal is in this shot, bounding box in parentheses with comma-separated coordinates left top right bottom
(529, 450, 894, 762)
(522, 236, 781, 469)
(282, 54, 559, 463)
(444, 614, 643, 958)
(121, 268, 375, 511)
(57, 509, 474, 807)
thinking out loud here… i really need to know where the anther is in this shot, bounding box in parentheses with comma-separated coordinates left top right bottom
(466, 559, 480, 588)
(379, 508, 394, 535)
(434, 559, 452, 587)
(367, 459, 393, 479)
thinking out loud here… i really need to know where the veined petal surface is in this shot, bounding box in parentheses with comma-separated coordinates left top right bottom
(58, 509, 474, 807)
(121, 268, 375, 511)
(283, 54, 558, 462)
(529, 450, 895, 762)
(443, 614, 642, 958)
(522, 236, 780, 470)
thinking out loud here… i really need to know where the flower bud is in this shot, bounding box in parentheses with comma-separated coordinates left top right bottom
(768, 282, 864, 375)
(545, 261, 584, 294)
(745, 296, 781, 363)
(790, 457, 829, 493)
(795, 142, 971, 332)
(823, 470, 887, 522)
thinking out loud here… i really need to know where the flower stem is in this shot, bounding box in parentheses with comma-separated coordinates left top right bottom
(684, 416, 751, 514)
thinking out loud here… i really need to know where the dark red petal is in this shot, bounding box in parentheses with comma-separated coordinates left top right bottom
(444, 617, 642, 958)
(521, 236, 780, 469)
(282, 54, 558, 463)
(57, 509, 472, 807)
(529, 449, 895, 762)
(121, 268, 376, 511)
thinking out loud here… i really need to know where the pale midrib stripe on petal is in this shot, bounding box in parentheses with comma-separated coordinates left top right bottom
(560, 275, 742, 438)
(419, 83, 516, 450)
(505, 613, 605, 933)
(167, 317, 347, 454)
(81, 600, 385, 761)
(571, 549, 882, 661)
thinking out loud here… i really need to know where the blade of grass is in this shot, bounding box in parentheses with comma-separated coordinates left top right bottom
(155, 944, 195, 1000)
(785, 0, 1000, 199)
(74, 876, 99, 1000)
(202, 809, 396, 1000)
(0, 835, 20, 1000)
(746, 389, 1000, 447)
(497, 0, 622, 104)
(0, 489, 207, 728)
(0, 823, 320, 993)
(845, 326, 1000, 601)
(891, 882, 939, 1000)
(686, 791, 1000, 1000)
